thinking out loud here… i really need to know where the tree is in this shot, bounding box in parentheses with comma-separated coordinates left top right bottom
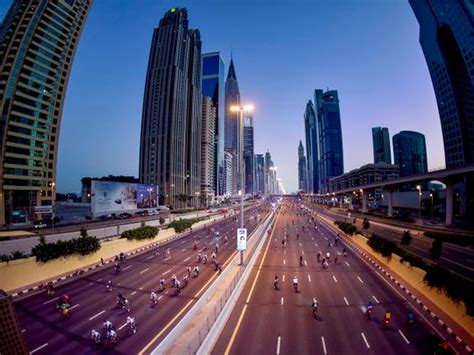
(159, 217, 165, 226)
(430, 239, 443, 260)
(362, 217, 370, 229)
(401, 230, 412, 246)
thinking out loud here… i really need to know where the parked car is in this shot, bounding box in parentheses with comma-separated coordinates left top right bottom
(119, 212, 132, 219)
(33, 220, 47, 229)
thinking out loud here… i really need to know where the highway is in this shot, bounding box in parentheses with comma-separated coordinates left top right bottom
(14, 203, 270, 354)
(213, 198, 457, 355)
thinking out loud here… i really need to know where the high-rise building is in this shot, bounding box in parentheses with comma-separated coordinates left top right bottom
(243, 114, 254, 195)
(298, 140, 307, 191)
(0, 0, 92, 225)
(202, 52, 225, 196)
(254, 154, 265, 194)
(139, 8, 202, 209)
(315, 89, 344, 193)
(224, 58, 241, 194)
(201, 96, 216, 205)
(264, 150, 275, 195)
(0, 290, 28, 354)
(392, 131, 428, 177)
(372, 127, 392, 164)
(224, 149, 237, 196)
(409, 0, 473, 169)
(304, 101, 318, 193)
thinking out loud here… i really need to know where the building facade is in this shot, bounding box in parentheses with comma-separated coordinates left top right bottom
(201, 52, 225, 196)
(243, 114, 254, 195)
(223, 149, 236, 196)
(201, 96, 216, 204)
(298, 140, 307, 191)
(0, 0, 92, 224)
(304, 100, 318, 193)
(315, 89, 344, 193)
(254, 153, 265, 194)
(264, 150, 275, 195)
(372, 127, 391, 164)
(393, 131, 428, 177)
(139, 8, 202, 209)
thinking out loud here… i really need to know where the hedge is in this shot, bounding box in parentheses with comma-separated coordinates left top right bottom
(121, 226, 159, 240)
(334, 221, 358, 236)
(31, 231, 100, 263)
(367, 234, 397, 257)
(168, 217, 205, 233)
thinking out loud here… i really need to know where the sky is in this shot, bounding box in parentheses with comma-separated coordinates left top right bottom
(0, 0, 444, 193)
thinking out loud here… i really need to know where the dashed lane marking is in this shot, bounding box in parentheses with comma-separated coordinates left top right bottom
(344, 297, 349, 305)
(163, 269, 172, 276)
(69, 304, 80, 310)
(30, 343, 48, 354)
(283, 259, 286, 265)
(276, 336, 281, 354)
(307, 275, 312, 282)
(332, 275, 338, 283)
(88, 282, 93, 286)
(119, 322, 127, 331)
(282, 275, 285, 282)
(123, 265, 132, 271)
(357, 276, 364, 284)
(361, 332, 370, 348)
(399, 329, 410, 344)
(140, 268, 150, 274)
(43, 297, 59, 305)
(184, 256, 191, 262)
(89, 310, 106, 321)
(345, 261, 350, 267)
(21, 329, 26, 333)
(131, 291, 137, 296)
(146, 255, 154, 260)
(281, 297, 284, 305)
(158, 295, 164, 300)
(321, 337, 327, 355)
(372, 295, 380, 303)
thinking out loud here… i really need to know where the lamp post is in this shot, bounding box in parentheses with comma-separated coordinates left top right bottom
(416, 184, 421, 224)
(230, 104, 254, 265)
(50, 181, 55, 230)
(430, 192, 433, 218)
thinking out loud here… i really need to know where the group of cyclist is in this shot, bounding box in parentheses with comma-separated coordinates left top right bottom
(91, 316, 137, 344)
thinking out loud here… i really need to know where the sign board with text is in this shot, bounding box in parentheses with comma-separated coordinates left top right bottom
(237, 228, 247, 251)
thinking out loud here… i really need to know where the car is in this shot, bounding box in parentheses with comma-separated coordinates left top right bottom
(33, 220, 47, 229)
(118, 212, 132, 219)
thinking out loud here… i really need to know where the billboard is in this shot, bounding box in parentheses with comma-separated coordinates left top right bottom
(91, 181, 158, 216)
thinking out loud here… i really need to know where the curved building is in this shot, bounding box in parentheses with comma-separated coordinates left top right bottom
(392, 131, 428, 177)
(0, 0, 92, 224)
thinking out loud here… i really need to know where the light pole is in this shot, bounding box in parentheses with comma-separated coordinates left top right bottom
(50, 181, 55, 230)
(416, 184, 421, 224)
(230, 104, 254, 265)
(430, 192, 433, 218)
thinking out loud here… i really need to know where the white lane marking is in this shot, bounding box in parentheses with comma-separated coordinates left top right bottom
(184, 256, 191, 262)
(344, 297, 349, 305)
(307, 275, 312, 282)
(181, 240, 187, 244)
(98, 278, 102, 282)
(276, 336, 281, 354)
(89, 310, 106, 321)
(123, 265, 132, 271)
(158, 295, 164, 300)
(163, 269, 171, 276)
(357, 276, 364, 284)
(311, 237, 314, 240)
(321, 336, 327, 354)
(30, 343, 48, 354)
(139, 287, 144, 290)
(118, 322, 127, 331)
(332, 275, 338, 283)
(399, 329, 410, 344)
(164, 257, 171, 261)
(282, 275, 285, 282)
(69, 304, 80, 310)
(88, 282, 93, 286)
(181, 248, 186, 252)
(146, 255, 154, 260)
(283, 259, 286, 265)
(301, 250, 304, 255)
(315, 242, 318, 246)
(372, 295, 380, 303)
(361, 332, 370, 348)
(21, 329, 26, 333)
(43, 297, 59, 305)
(299, 243, 302, 247)
(140, 268, 150, 274)
(131, 291, 137, 296)
(345, 261, 350, 267)
(281, 297, 284, 305)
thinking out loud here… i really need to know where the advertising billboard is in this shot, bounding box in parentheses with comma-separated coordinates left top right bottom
(91, 181, 158, 216)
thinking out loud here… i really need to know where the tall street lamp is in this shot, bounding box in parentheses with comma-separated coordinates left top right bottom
(416, 184, 422, 224)
(430, 192, 434, 218)
(230, 104, 254, 265)
(50, 181, 56, 230)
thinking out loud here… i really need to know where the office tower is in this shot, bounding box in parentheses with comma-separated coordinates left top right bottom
(409, 0, 473, 169)
(224, 58, 241, 194)
(264, 150, 274, 195)
(224, 149, 237, 195)
(0, 290, 28, 354)
(298, 140, 307, 191)
(201, 97, 216, 205)
(393, 131, 428, 177)
(304, 101, 318, 193)
(372, 127, 392, 164)
(202, 52, 225, 196)
(139, 8, 202, 209)
(315, 89, 344, 193)
(243, 114, 254, 194)
(254, 154, 265, 194)
(0, 0, 92, 225)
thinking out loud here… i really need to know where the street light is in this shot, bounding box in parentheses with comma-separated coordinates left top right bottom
(416, 185, 422, 224)
(230, 104, 254, 266)
(430, 192, 433, 218)
(49, 181, 56, 230)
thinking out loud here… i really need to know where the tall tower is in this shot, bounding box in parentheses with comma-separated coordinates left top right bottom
(298, 140, 307, 192)
(201, 96, 216, 205)
(304, 101, 318, 193)
(139, 8, 202, 209)
(224, 58, 241, 194)
(372, 127, 392, 164)
(254, 153, 265, 194)
(243, 114, 254, 194)
(0, 0, 93, 225)
(393, 131, 428, 177)
(315, 89, 344, 193)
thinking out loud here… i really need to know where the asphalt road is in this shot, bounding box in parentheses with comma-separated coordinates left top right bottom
(14, 203, 270, 354)
(213, 198, 458, 355)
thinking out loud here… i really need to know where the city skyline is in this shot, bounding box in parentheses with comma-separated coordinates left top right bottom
(0, 0, 445, 193)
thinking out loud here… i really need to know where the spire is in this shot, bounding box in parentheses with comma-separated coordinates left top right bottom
(227, 58, 237, 80)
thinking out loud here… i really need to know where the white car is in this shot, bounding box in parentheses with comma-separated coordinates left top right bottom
(34, 221, 47, 229)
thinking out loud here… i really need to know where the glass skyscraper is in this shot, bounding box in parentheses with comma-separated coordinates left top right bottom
(298, 140, 307, 192)
(315, 89, 344, 193)
(372, 127, 392, 164)
(202, 52, 225, 196)
(409, 0, 474, 168)
(392, 131, 428, 177)
(0, 0, 92, 224)
(139, 8, 202, 209)
(243, 114, 254, 194)
(254, 153, 264, 194)
(304, 100, 318, 193)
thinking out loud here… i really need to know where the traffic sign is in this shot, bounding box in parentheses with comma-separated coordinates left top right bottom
(237, 228, 247, 251)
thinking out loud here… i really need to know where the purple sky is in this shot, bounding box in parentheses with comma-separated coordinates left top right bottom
(1, 0, 444, 193)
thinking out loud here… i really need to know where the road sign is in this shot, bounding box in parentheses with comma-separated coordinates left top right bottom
(237, 228, 247, 251)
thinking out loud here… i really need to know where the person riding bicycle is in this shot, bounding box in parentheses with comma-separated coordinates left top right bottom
(274, 275, 279, 289)
(47, 281, 55, 296)
(107, 329, 117, 342)
(293, 276, 299, 291)
(300, 255, 304, 266)
(106, 280, 112, 292)
(194, 265, 200, 277)
(159, 278, 166, 291)
(150, 291, 158, 305)
(91, 329, 101, 343)
(103, 320, 113, 332)
(126, 316, 136, 332)
(384, 310, 391, 324)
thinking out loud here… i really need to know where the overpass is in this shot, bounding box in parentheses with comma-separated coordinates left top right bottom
(304, 164, 474, 225)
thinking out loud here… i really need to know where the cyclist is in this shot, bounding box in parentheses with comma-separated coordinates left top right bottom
(127, 316, 137, 334)
(46, 281, 55, 296)
(311, 298, 319, 317)
(106, 280, 112, 292)
(384, 310, 391, 325)
(293, 276, 299, 292)
(91, 329, 101, 344)
(107, 329, 117, 343)
(103, 320, 113, 332)
(274, 275, 279, 290)
(150, 291, 158, 305)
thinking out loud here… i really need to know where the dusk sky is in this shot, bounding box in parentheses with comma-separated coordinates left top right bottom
(1, 0, 444, 193)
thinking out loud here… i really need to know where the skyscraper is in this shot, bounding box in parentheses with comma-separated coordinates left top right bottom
(202, 52, 225, 196)
(409, 0, 473, 169)
(139, 8, 202, 209)
(254, 154, 265, 194)
(315, 89, 344, 193)
(201, 96, 216, 205)
(224, 58, 241, 194)
(304, 101, 318, 193)
(392, 131, 428, 177)
(298, 140, 307, 192)
(0, 0, 92, 225)
(243, 114, 254, 194)
(372, 127, 392, 164)
(264, 150, 274, 195)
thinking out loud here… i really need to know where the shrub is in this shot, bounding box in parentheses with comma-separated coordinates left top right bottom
(367, 234, 397, 257)
(400, 230, 412, 246)
(430, 239, 443, 260)
(168, 217, 205, 233)
(362, 218, 370, 229)
(11, 251, 27, 259)
(334, 221, 358, 236)
(159, 217, 165, 225)
(121, 226, 159, 240)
